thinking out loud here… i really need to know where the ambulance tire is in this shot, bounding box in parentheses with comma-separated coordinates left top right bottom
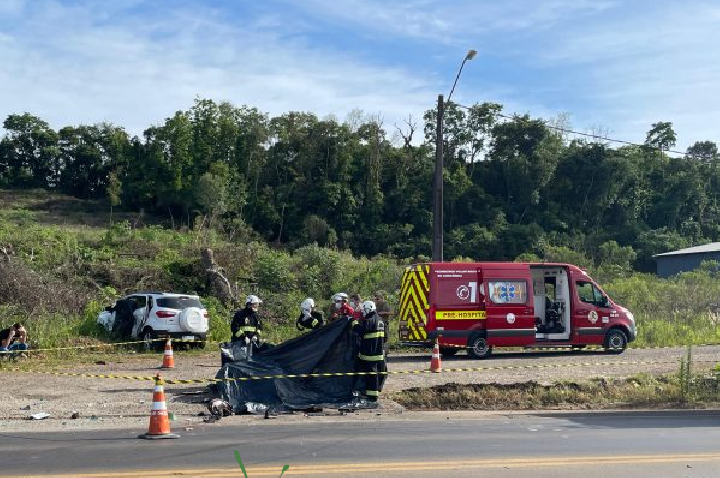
(467, 335, 492, 359)
(603, 329, 628, 354)
(440, 348, 459, 357)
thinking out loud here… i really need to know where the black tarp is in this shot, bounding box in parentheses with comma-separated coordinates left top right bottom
(215, 318, 363, 412)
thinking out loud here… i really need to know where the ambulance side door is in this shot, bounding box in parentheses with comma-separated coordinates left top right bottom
(484, 268, 535, 346)
(572, 277, 611, 341)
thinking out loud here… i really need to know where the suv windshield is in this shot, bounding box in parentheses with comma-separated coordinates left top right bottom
(156, 297, 203, 310)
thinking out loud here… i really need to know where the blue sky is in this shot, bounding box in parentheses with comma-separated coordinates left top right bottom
(1, 0, 718, 150)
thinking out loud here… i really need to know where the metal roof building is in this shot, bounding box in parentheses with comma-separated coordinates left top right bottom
(653, 242, 720, 277)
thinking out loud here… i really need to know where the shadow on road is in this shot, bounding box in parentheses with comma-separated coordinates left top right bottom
(533, 410, 720, 429)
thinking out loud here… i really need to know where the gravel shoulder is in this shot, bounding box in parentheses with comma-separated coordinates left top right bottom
(1, 345, 717, 433)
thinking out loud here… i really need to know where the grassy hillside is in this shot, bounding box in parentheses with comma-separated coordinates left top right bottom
(2, 188, 720, 351)
(0, 189, 404, 348)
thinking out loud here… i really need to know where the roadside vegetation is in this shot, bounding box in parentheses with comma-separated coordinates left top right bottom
(393, 349, 720, 410)
(2, 189, 720, 352)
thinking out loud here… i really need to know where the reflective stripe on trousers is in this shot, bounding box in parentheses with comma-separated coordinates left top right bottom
(363, 332, 385, 339)
(358, 353, 384, 361)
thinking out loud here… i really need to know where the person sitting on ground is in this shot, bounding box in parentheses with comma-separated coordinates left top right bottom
(0, 323, 27, 352)
(296, 298, 325, 331)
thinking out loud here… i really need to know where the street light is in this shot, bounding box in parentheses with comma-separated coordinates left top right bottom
(432, 49, 477, 262)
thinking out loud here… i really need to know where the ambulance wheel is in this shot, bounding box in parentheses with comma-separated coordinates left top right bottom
(604, 329, 627, 354)
(440, 348, 459, 357)
(467, 335, 492, 359)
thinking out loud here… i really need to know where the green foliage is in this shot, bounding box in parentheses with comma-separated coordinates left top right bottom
(2, 100, 717, 267)
(2, 94, 720, 350)
(203, 296, 232, 342)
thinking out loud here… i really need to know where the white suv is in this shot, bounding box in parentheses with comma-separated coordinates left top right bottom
(97, 291, 209, 348)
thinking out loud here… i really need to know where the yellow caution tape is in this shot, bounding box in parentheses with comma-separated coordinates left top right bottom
(3, 359, 717, 384)
(18, 338, 216, 353)
(9, 332, 720, 355)
(428, 342, 720, 352)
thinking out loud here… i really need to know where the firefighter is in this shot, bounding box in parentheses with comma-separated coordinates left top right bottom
(296, 298, 325, 331)
(231, 295, 263, 347)
(352, 300, 386, 402)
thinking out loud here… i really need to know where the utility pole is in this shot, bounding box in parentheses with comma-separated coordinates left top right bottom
(432, 94, 444, 262)
(431, 49, 476, 263)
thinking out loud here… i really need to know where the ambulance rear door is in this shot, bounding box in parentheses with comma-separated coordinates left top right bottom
(429, 265, 485, 347)
(483, 266, 536, 346)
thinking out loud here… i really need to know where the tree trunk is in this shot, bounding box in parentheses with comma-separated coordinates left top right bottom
(201, 248, 235, 305)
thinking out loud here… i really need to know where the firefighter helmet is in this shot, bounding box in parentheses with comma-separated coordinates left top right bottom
(361, 300, 376, 315)
(333, 293, 348, 309)
(300, 298, 315, 315)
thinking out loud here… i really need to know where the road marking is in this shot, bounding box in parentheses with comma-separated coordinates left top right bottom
(25, 453, 720, 477)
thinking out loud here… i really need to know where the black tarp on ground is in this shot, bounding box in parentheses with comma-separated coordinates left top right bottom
(215, 317, 362, 412)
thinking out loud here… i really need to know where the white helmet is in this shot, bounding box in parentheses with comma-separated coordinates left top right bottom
(246, 295, 262, 305)
(333, 293, 348, 309)
(361, 300, 376, 315)
(300, 298, 315, 315)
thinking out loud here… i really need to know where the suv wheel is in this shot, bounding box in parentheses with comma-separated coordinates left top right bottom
(141, 328, 159, 351)
(467, 334, 492, 359)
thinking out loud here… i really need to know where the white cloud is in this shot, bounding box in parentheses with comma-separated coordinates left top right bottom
(0, 0, 437, 137)
(534, 2, 720, 150)
(1, 0, 716, 153)
(290, 0, 615, 44)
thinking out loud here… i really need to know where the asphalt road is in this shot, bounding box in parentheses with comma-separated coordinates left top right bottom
(1, 410, 719, 477)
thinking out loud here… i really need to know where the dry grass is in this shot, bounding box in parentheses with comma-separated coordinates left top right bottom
(391, 373, 720, 411)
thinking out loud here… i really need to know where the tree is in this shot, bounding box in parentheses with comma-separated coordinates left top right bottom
(195, 162, 230, 229)
(645, 121, 676, 152)
(107, 170, 122, 223)
(1, 113, 58, 188)
(686, 141, 718, 162)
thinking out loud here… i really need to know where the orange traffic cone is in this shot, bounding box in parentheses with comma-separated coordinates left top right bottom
(161, 338, 175, 369)
(139, 373, 180, 439)
(430, 339, 442, 373)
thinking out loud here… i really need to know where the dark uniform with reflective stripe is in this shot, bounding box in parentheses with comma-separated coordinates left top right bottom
(231, 306, 262, 344)
(352, 311, 386, 401)
(296, 311, 325, 331)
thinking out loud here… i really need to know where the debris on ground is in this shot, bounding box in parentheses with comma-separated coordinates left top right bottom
(209, 398, 232, 418)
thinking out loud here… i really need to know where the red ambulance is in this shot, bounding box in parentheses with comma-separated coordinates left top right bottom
(398, 262, 636, 358)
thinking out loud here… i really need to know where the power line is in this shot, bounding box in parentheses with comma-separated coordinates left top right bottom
(454, 102, 688, 157)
